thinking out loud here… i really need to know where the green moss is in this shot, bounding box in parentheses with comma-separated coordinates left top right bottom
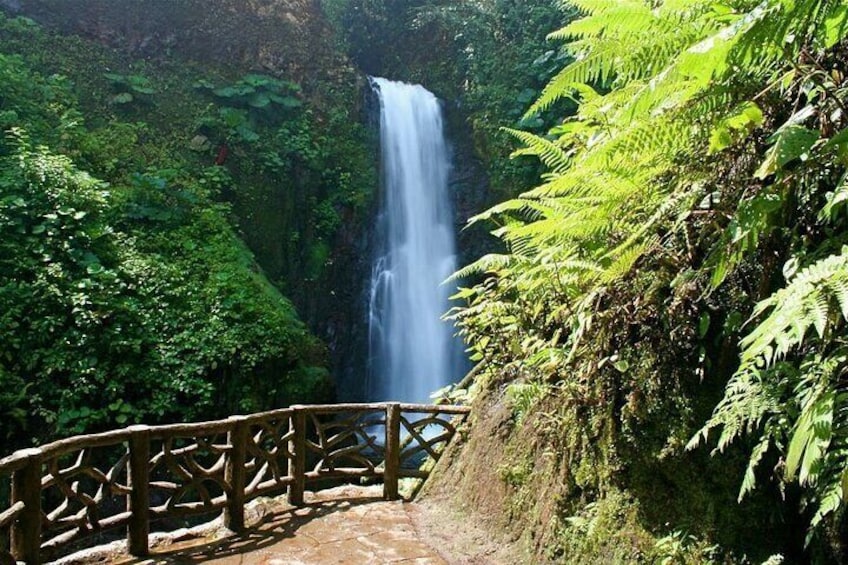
(548, 489, 655, 563)
(497, 459, 533, 489)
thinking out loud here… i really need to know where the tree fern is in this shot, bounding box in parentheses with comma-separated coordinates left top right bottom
(454, 0, 848, 542)
(547, 3, 658, 42)
(528, 0, 722, 116)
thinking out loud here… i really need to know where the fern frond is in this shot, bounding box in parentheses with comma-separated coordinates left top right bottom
(448, 253, 514, 281)
(503, 127, 571, 174)
(785, 388, 834, 485)
(739, 248, 848, 370)
(560, 0, 636, 18)
(599, 238, 654, 283)
(548, 4, 657, 42)
(694, 247, 848, 530)
(526, 44, 619, 115)
(466, 198, 533, 225)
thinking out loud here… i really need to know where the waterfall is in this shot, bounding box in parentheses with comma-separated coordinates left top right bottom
(367, 77, 465, 403)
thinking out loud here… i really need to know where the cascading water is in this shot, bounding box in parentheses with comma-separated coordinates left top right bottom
(367, 77, 465, 403)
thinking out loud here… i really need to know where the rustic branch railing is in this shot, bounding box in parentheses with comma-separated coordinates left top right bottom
(0, 402, 469, 564)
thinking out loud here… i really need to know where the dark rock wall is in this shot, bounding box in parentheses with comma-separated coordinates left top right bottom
(5, 0, 344, 84)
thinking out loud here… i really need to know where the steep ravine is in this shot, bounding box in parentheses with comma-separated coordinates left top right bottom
(0, 1, 604, 561)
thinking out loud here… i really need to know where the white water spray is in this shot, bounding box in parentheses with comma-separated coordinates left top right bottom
(367, 77, 465, 403)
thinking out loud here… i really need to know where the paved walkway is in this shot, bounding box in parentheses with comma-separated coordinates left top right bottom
(161, 486, 445, 564)
(67, 486, 447, 565)
(58, 484, 517, 565)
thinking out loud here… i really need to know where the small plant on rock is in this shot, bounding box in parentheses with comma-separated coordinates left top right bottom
(196, 73, 302, 111)
(103, 72, 156, 105)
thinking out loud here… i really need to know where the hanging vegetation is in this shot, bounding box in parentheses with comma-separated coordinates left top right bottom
(451, 0, 848, 556)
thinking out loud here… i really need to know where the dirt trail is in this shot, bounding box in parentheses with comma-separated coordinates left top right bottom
(58, 485, 518, 565)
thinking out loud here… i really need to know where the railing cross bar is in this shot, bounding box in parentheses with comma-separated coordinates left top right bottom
(0, 402, 469, 563)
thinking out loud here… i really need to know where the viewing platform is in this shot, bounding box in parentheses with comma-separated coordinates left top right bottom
(0, 403, 470, 564)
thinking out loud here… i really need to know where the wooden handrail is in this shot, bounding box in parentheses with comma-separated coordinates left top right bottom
(0, 402, 470, 564)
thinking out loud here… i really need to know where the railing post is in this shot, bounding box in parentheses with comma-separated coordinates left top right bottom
(224, 416, 248, 532)
(127, 425, 150, 557)
(384, 403, 401, 501)
(288, 406, 306, 506)
(11, 448, 42, 564)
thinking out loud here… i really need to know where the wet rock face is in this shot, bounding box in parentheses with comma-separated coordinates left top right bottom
(3, 0, 340, 82)
(442, 103, 499, 269)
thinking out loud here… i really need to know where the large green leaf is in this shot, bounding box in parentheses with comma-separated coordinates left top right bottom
(248, 93, 271, 109)
(708, 102, 764, 153)
(755, 125, 820, 179)
(823, 4, 848, 49)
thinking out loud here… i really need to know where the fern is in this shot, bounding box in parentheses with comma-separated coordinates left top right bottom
(448, 253, 515, 281)
(528, 0, 720, 116)
(693, 250, 848, 536)
(739, 249, 848, 371)
(454, 0, 848, 540)
(502, 128, 572, 174)
(547, 4, 657, 42)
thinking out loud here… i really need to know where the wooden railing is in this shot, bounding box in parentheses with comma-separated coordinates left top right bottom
(0, 402, 470, 564)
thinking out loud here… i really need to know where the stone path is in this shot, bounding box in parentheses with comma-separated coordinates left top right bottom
(63, 486, 447, 565)
(57, 484, 520, 565)
(166, 486, 446, 565)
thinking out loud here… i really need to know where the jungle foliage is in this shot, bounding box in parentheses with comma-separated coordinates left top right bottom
(450, 0, 848, 561)
(0, 13, 376, 449)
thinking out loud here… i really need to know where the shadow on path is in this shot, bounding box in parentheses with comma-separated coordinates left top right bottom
(110, 486, 443, 564)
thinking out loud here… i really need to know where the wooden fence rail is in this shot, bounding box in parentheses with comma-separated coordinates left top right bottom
(0, 402, 470, 564)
